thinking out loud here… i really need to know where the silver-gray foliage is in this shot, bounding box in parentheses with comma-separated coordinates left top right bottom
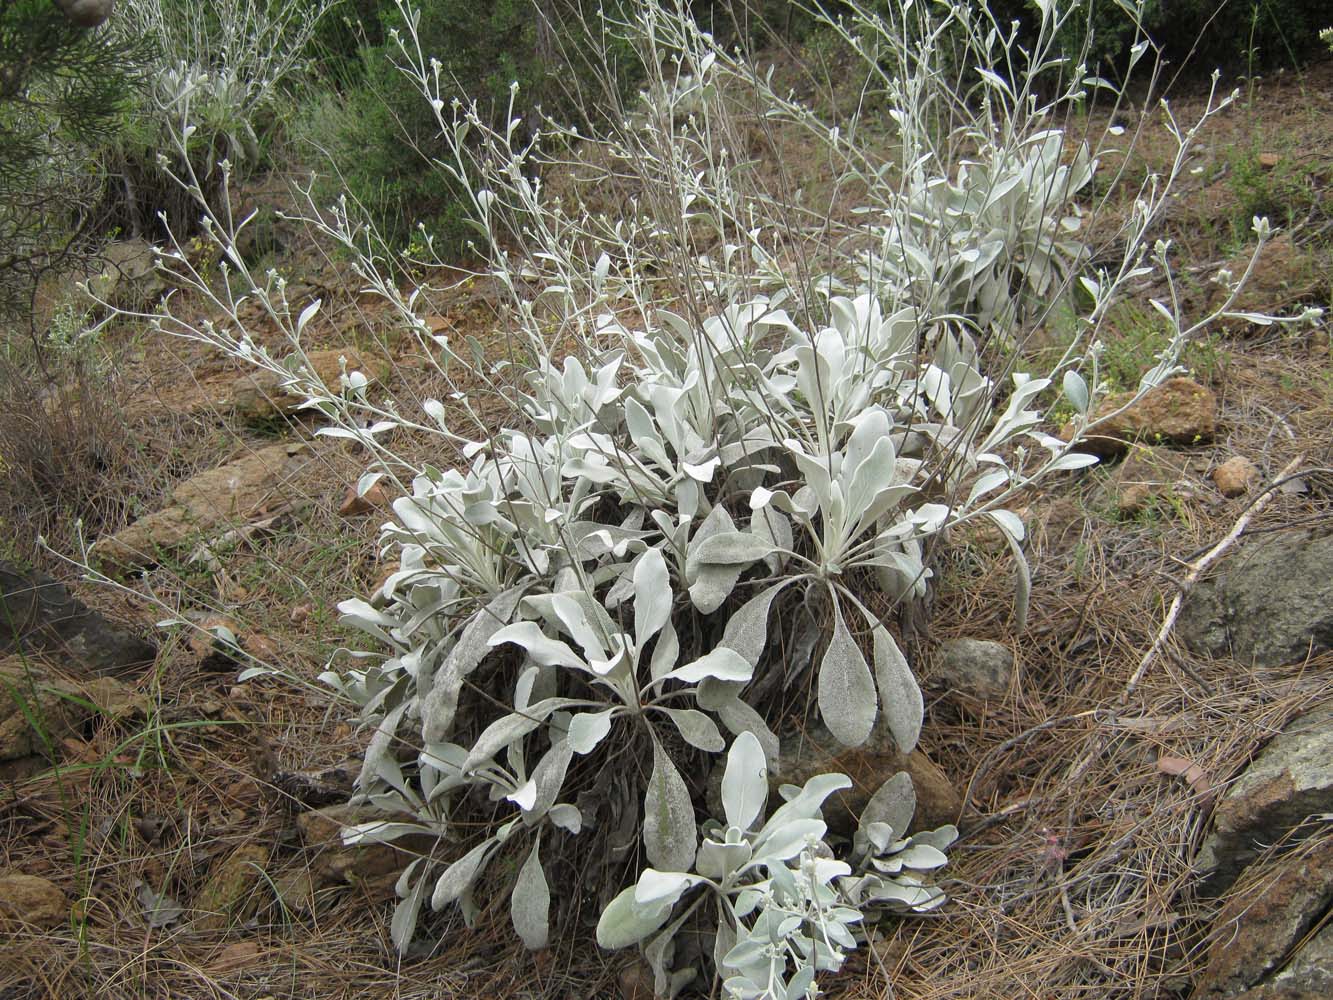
(103, 0, 1322, 994)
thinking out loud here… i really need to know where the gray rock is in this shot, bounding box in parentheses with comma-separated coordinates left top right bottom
(1, 561, 156, 674)
(91, 442, 306, 570)
(0, 872, 66, 929)
(1192, 839, 1333, 999)
(1247, 921, 1333, 999)
(296, 804, 435, 887)
(1178, 531, 1333, 667)
(191, 844, 272, 932)
(1195, 703, 1333, 894)
(229, 349, 388, 422)
(930, 638, 1014, 700)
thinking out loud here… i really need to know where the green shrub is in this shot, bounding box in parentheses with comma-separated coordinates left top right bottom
(989, 0, 1329, 75)
(303, 0, 642, 252)
(0, 0, 145, 321)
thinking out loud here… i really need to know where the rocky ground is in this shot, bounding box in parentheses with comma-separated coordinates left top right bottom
(2, 59, 1332, 1000)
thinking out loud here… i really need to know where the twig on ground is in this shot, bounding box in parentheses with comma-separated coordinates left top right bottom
(1121, 454, 1305, 703)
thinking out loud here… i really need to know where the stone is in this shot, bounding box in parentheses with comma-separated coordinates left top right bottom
(1066, 377, 1216, 458)
(1236, 922, 1333, 999)
(1194, 703, 1333, 894)
(0, 872, 67, 929)
(1, 561, 156, 674)
(92, 443, 305, 570)
(929, 638, 1014, 700)
(231, 203, 289, 265)
(52, 0, 114, 30)
(1191, 839, 1333, 998)
(706, 722, 960, 836)
(85, 238, 166, 309)
(230, 349, 389, 421)
(192, 844, 272, 931)
(1211, 235, 1321, 322)
(1213, 456, 1259, 498)
(1178, 531, 1333, 668)
(1, 656, 145, 766)
(270, 760, 356, 808)
(618, 959, 656, 1000)
(338, 481, 391, 518)
(187, 617, 243, 671)
(1093, 445, 1188, 519)
(209, 940, 265, 974)
(272, 868, 317, 915)
(296, 804, 435, 887)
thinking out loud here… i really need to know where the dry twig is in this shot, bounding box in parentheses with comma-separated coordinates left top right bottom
(1121, 454, 1305, 703)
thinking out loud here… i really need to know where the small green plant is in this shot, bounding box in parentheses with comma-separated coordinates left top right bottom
(0, 0, 146, 322)
(1228, 147, 1320, 235)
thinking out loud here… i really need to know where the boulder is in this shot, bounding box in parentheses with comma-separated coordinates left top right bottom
(1213, 456, 1259, 498)
(270, 760, 357, 809)
(1, 656, 145, 773)
(708, 722, 961, 836)
(85, 238, 165, 309)
(1066, 377, 1216, 458)
(929, 638, 1014, 701)
(192, 844, 272, 932)
(338, 481, 391, 518)
(0, 872, 66, 929)
(272, 868, 317, 915)
(1, 561, 156, 674)
(92, 443, 305, 570)
(1210, 234, 1323, 323)
(1231, 923, 1333, 999)
(1194, 703, 1333, 893)
(296, 804, 436, 887)
(1192, 839, 1333, 998)
(230, 349, 389, 421)
(1177, 532, 1333, 667)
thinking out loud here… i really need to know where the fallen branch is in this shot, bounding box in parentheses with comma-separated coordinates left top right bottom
(1121, 454, 1305, 702)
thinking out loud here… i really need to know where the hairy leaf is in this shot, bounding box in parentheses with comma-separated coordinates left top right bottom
(660, 647, 753, 686)
(720, 580, 792, 666)
(391, 860, 428, 952)
(511, 837, 550, 950)
(861, 771, 916, 840)
(431, 839, 496, 910)
(872, 623, 922, 754)
(661, 707, 725, 752)
(567, 709, 616, 755)
(721, 731, 768, 831)
(817, 599, 878, 747)
(643, 737, 697, 873)
(688, 562, 745, 613)
(422, 587, 526, 743)
(525, 739, 574, 821)
(596, 884, 674, 950)
(690, 531, 774, 566)
(633, 546, 672, 652)
(462, 697, 586, 773)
